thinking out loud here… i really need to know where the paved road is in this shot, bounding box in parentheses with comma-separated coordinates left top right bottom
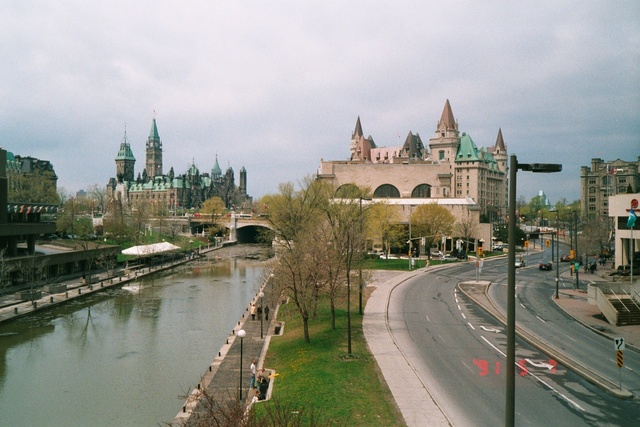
(364, 257, 640, 427)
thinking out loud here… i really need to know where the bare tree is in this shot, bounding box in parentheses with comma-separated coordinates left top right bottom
(18, 254, 49, 303)
(87, 184, 107, 215)
(104, 195, 132, 246)
(0, 249, 10, 295)
(266, 177, 330, 343)
(454, 209, 479, 254)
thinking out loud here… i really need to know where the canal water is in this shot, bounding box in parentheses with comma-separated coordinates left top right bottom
(0, 249, 270, 426)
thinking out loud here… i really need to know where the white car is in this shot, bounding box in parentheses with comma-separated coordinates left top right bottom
(515, 259, 525, 268)
(441, 254, 458, 262)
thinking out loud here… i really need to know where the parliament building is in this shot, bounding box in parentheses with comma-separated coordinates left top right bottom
(107, 119, 251, 212)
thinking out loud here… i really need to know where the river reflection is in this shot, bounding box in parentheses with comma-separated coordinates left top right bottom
(0, 249, 270, 427)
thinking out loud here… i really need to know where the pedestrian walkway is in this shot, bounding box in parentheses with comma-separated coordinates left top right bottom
(172, 274, 279, 426)
(554, 268, 640, 350)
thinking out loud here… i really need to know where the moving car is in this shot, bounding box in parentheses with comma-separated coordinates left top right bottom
(515, 259, 525, 268)
(539, 261, 553, 270)
(560, 254, 573, 262)
(441, 254, 458, 262)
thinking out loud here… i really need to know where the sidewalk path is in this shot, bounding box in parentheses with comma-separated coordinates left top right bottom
(363, 269, 451, 427)
(172, 273, 278, 426)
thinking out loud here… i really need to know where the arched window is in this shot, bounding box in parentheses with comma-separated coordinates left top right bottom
(411, 184, 431, 198)
(373, 184, 400, 198)
(335, 184, 361, 198)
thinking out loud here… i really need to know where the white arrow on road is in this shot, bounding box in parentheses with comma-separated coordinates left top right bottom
(525, 358, 555, 370)
(480, 325, 501, 333)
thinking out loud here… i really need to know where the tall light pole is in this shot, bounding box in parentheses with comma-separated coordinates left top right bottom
(551, 209, 560, 299)
(506, 155, 561, 427)
(359, 197, 371, 315)
(408, 204, 413, 270)
(574, 210, 580, 289)
(237, 329, 246, 401)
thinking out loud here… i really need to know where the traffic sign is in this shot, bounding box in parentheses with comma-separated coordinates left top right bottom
(614, 337, 625, 351)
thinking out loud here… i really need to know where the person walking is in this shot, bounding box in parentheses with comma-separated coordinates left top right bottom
(250, 358, 257, 389)
(264, 305, 270, 321)
(250, 304, 257, 321)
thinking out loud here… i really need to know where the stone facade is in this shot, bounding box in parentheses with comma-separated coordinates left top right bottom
(318, 99, 508, 223)
(581, 157, 640, 220)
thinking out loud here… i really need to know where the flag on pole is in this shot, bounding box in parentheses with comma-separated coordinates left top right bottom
(628, 208, 637, 228)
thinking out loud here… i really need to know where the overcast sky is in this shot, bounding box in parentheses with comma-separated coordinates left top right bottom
(1, 1, 638, 205)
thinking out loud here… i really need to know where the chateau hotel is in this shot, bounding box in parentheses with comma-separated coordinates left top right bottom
(318, 100, 509, 223)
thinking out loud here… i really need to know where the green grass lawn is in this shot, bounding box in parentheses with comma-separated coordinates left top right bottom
(257, 292, 405, 426)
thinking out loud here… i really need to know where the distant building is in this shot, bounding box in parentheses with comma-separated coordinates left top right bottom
(581, 157, 640, 219)
(107, 119, 251, 212)
(536, 190, 551, 207)
(5, 150, 58, 204)
(608, 194, 640, 269)
(0, 149, 56, 257)
(317, 99, 509, 223)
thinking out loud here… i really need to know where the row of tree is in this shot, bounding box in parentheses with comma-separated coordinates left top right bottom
(259, 176, 478, 346)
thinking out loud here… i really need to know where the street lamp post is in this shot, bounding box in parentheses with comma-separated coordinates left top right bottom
(259, 291, 265, 339)
(408, 204, 413, 270)
(551, 210, 560, 299)
(574, 210, 580, 289)
(237, 329, 246, 401)
(359, 197, 371, 315)
(506, 155, 561, 427)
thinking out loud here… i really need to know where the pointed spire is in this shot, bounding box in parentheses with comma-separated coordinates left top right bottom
(438, 99, 456, 130)
(149, 118, 160, 141)
(495, 128, 506, 152)
(353, 116, 364, 137)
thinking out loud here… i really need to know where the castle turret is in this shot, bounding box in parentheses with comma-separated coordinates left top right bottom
(115, 128, 136, 183)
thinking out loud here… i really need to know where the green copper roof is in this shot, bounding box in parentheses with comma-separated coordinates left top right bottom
(456, 132, 480, 162)
(115, 142, 136, 161)
(211, 156, 222, 178)
(149, 118, 160, 141)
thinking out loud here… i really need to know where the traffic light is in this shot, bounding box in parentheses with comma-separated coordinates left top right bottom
(524, 240, 529, 248)
(477, 247, 483, 256)
(545, 239, 550, 247)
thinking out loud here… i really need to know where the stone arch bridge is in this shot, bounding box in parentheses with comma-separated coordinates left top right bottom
(156, 214, 273, 244)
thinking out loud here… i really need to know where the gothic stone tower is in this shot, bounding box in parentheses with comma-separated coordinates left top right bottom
(115, 129, 136, 183)
(146, 118, 163, 179)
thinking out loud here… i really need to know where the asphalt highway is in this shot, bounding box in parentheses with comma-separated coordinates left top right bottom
(375, 252, 640, 426)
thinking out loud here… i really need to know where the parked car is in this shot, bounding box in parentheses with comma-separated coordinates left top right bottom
(515, 259, 526, 268)
(441, 254, 458, 262)
(617, 265, 640, 276)
(539, 261, 553, 271)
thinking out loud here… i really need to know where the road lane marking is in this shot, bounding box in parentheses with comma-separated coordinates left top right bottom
(536, 315, 546, 323)
(480, 339, 586, 412)
(480, 326, 501, 333)
(467, 322, 475, 330)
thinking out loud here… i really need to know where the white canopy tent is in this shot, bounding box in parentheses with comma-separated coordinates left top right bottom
(121, 242, 181, 256)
